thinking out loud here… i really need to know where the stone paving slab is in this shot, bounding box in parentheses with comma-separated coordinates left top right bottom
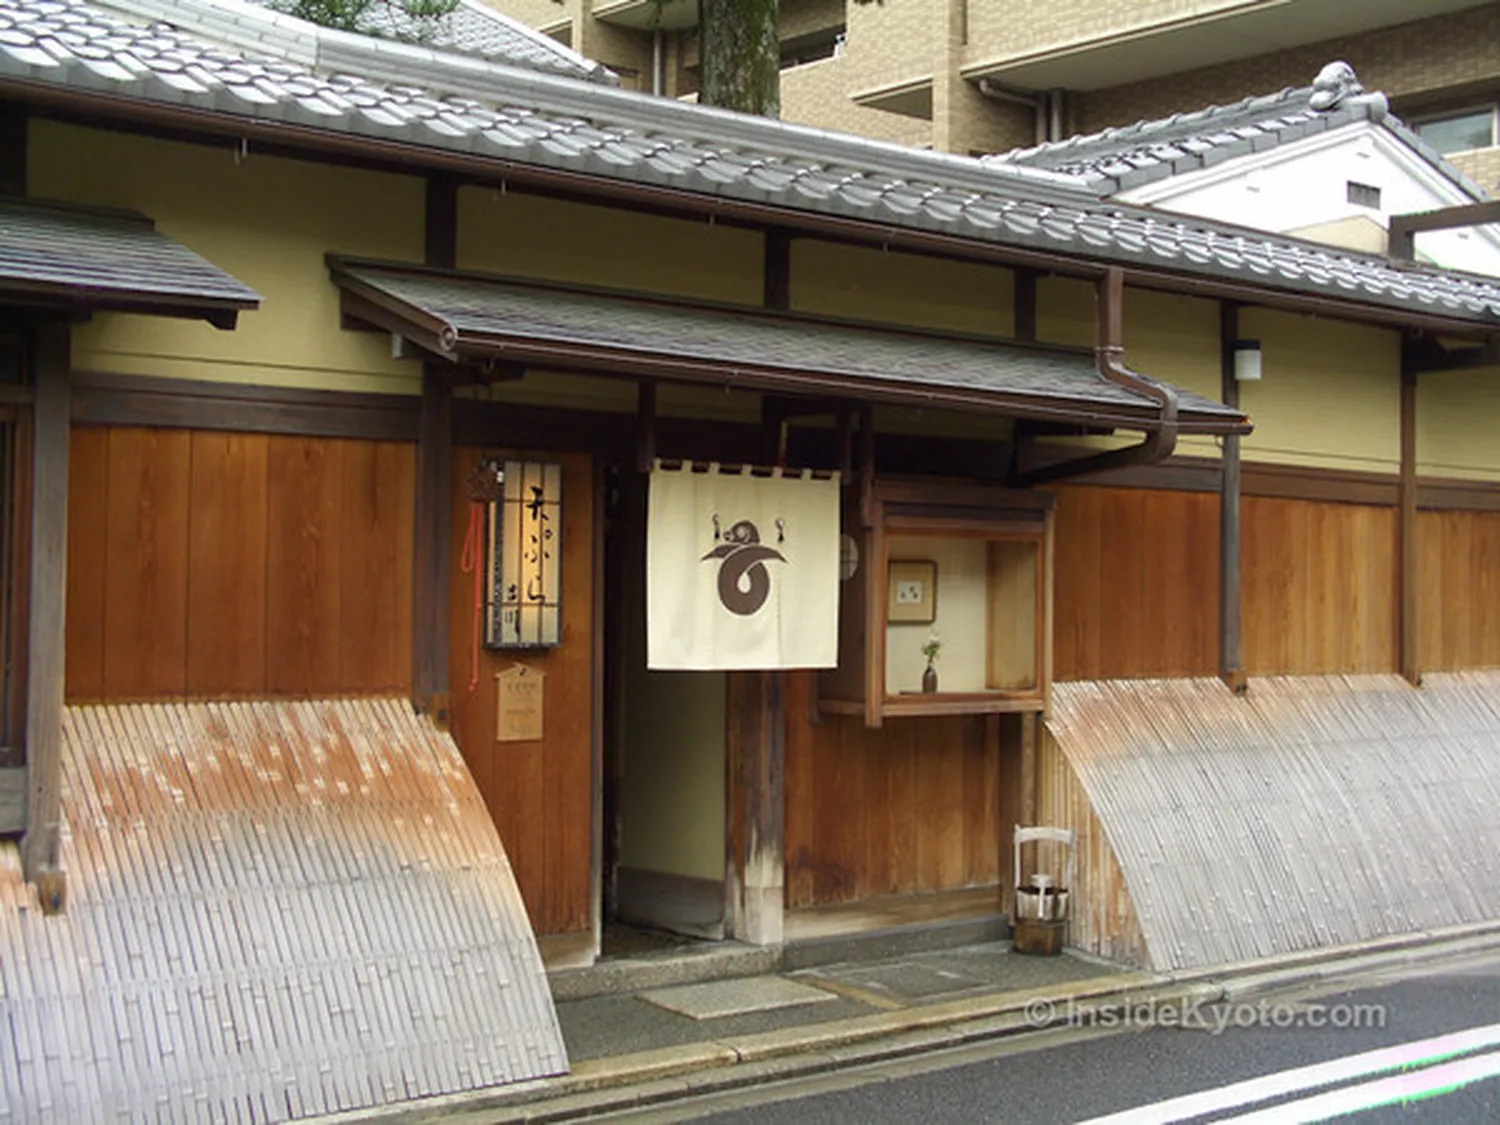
(793, 943, 1122, 1003)
(639, 976, 840, 1020)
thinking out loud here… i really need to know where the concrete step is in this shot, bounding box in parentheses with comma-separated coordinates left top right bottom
(549, 912, 1012, 1000)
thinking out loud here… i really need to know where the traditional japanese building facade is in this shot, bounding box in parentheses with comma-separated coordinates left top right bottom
(2, 0, 1500, 1117)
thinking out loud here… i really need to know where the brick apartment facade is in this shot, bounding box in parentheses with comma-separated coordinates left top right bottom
(503, 0, 1500, 191)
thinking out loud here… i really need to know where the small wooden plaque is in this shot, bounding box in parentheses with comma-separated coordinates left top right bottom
(496, 664, 545, 742)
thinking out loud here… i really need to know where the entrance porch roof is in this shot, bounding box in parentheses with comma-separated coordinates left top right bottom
(329, 256, 1249, 436)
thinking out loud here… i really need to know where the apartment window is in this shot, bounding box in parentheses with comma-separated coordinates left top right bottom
(1413, 107, 1496, 155)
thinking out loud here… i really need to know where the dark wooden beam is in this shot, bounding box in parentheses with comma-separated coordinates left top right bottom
(412, 367, 452, 723)
(20, 321, 68, 913)
(425, 171, 459, 270)
(411, 172, 458, 722)
(1219, 302, 1245, 692)
(70, 370, 419, 440)
(634, 380, 656, 474)
(1390, 200, 1500, 261)
(1399, 335, 1420, 686)
(1405, 335, 1500, 373)
(763, 229, 791, 312)
(1013, 268, 1037, 343)
(0, 102, 26, 197)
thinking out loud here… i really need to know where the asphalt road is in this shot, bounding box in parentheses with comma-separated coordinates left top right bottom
(609, 951, 1500, 1123)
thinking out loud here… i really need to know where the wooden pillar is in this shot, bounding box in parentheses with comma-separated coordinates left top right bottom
(411, 175, 457, 721)
(725, 669, 785, 945)
(0, 102, 26, 197)
(1013, 268, 1038, 344)
(1399, 339, 1420, 686)
(1218, 303, 1246, 691)
(722, 227, 792, 946)
(20, 323, 68, 913)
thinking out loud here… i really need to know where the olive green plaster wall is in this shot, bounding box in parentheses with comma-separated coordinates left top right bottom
(1417, 366, 1500, 482)
(1236, 308, 1401, 474)
(791, 240, 1014, 338)
(28, 120, 425, 395)
(456, 186, 762, 305)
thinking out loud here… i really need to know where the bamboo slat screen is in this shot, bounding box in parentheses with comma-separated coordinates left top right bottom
(785, 673, 1014, 908)
(1051, 484, 1219, 681)
(446, 447, 594, 938)
(0, 698, 566, 1122)
(65, 426, 414, 701)
(1037, 726, 1148, 967)
(1418, 508, 1500, 671)
(1048, 675, 1500, 972)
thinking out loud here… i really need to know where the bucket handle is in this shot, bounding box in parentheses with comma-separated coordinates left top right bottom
(1014, 825, 1075, 891)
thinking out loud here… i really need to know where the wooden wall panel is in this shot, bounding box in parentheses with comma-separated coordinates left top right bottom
(266, 437, 344, 696)
(102, 427, 191, 698)
(336, 440, 414, 692)
(65, 428, 109, 701)
(187, 432, 268, 696)
(1419, 509, 1500, 671)
(1242, 496, 1397, 676)
(785, 673, 1006, 909)
(445, 448, 594, 937)
(1052, 485, 1219, 681)
(66, 426, 414, 702)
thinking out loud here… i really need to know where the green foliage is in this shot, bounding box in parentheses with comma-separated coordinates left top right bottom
(276, 0, 459, 39)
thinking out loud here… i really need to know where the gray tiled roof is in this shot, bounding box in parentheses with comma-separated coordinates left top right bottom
(0, 196, 260, 311)
(3, 0, 1500, 327)
(100, 0, 614, 81)
(333, 258, 1246, 432)
(986, 81, 1489, 203)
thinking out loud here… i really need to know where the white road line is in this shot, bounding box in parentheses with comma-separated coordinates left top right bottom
(1074, 1023, 1500, 1125)
(1220, 1048, 1500, 1123)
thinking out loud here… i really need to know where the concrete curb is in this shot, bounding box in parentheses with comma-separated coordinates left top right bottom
(328, 923, 1500, 1124)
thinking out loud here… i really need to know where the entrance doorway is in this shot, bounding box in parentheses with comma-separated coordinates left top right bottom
(601, 467, 727, 943)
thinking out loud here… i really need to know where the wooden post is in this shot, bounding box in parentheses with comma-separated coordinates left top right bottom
(411, 175, 457, 721)
(725, 669, 784, 945)
(21, 322, 68, 913)
(1218, 302, 1246, 692)
(720, 225, 793, 946)
(0, 102, 25, 197)
(1019, 713, 1037, 827)
(1013, 268, 1038, 343)
(1399, 339, 1420, 686)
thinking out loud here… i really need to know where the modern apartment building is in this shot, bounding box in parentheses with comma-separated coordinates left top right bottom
(514, 0, 1500, 192)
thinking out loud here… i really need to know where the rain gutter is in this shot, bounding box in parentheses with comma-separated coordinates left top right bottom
(1010, 267, 1180, 487)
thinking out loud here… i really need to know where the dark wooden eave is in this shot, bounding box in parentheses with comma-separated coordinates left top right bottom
(0, 196, 259, 328)
(328, 255, 1250, 438)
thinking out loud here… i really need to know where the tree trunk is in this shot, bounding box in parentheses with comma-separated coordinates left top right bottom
(698, 0, 780, 118)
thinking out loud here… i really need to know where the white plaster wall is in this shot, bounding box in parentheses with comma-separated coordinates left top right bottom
(1120, 122, 1500, 276)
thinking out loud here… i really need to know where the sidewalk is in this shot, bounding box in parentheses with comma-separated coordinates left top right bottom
(345, 921, 1500, 1124)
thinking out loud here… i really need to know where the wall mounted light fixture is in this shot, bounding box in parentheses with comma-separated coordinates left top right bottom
(1233, 339, 1263, 382)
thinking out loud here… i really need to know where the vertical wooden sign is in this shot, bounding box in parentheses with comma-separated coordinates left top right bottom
(496, 664, 545, 742)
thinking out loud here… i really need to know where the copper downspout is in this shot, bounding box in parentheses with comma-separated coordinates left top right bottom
(1012, 267, 1179, 486)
